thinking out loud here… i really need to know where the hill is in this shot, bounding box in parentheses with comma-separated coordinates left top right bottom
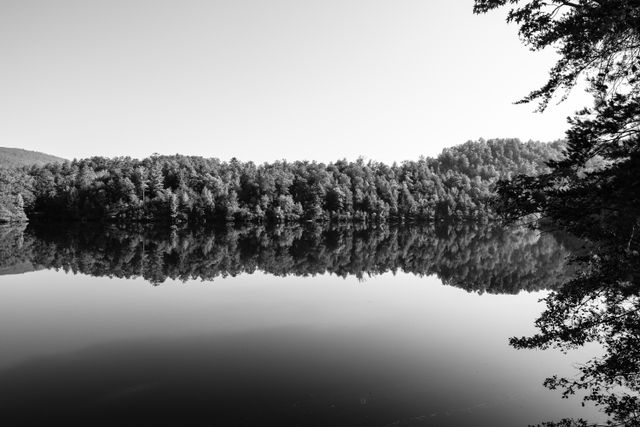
(0, 147, 65, 168)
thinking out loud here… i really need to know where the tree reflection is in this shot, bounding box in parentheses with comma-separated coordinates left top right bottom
(1, 222, 575, 294)
(8, 222, 633, 424)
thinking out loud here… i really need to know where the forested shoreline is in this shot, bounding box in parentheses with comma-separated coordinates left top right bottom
(0, 138, 563, 224)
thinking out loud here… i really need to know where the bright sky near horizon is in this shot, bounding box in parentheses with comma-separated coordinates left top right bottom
(0, 0, 591, 162)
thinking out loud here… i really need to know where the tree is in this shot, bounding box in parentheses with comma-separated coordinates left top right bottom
(149, 161, 164, 197)
(200, 187, 215, 219)
(134, 166, 148, 201)
(474, 0, 640, 111)
(474, 1, 640, 425)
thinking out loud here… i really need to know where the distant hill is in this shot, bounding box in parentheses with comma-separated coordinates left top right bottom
(0, 147, 66, 168)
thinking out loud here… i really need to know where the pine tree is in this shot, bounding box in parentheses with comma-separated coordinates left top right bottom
(149, 162, 164, 197)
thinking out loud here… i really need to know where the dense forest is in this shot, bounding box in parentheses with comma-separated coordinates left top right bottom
(0, 138, 563, 224)
(1, 221, 577, 293)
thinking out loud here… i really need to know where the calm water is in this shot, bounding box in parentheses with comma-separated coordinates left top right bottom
(0, 223, 605, 426)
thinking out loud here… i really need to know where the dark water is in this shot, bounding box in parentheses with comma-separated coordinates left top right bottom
(0, 223, 604, 426)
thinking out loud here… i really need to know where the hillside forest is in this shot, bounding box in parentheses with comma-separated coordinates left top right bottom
(0, 138, 563, 224)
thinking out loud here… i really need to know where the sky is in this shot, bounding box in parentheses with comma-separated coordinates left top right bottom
(0, 0, 591, 163)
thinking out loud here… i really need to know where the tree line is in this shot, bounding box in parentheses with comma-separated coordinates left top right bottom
(0, 138, 563, 224)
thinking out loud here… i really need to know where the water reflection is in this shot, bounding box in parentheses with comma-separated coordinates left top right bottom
(0, 269, 599, 427)
(1, 222, 609, 426)
(2, 221, 577, 293)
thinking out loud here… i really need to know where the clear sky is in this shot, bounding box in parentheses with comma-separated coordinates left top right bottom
(0, 0, 590, 162)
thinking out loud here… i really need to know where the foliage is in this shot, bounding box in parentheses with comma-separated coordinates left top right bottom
(0, 138, 563, 224)
(474, 0, 640, 110)
(0, 168, 31, 223)
(475, 1, 640, 425)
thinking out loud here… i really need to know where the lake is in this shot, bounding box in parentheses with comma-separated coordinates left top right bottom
(0, 222, 606, 426)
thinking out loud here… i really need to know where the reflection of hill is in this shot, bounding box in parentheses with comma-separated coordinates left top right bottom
(1, 222, 577, 294)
